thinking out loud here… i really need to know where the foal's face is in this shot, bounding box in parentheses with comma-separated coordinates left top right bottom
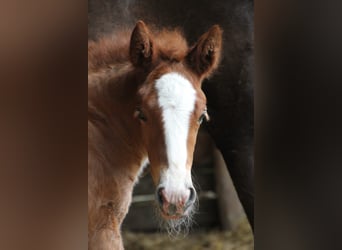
(130, 21, 222, 221)
(136, 66, 208, 219)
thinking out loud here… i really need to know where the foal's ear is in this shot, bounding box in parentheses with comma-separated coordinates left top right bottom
(186, 25, 223, 78)
(129, 20, 154, 67)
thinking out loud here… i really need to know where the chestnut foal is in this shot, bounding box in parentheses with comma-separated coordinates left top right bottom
(88, 21, 222, 249)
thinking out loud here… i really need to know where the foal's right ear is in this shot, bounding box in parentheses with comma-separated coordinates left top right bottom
(129, 20, 154, 67)
(186, 25, 223, 79)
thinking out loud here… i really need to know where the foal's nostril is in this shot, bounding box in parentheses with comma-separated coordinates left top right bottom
(188, 187, 196, 204)
(156, 187, 164, 205)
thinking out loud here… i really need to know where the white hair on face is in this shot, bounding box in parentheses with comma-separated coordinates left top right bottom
(154, 199, 198, 236)
(134, 157, 149, 185)
(155, 72, 196, 194)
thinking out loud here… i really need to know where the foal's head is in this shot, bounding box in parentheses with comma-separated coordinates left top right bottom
(130, 21, 222, 227)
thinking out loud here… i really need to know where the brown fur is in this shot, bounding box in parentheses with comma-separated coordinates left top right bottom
(88, 21, 222, 249)
(88, 25, 189, 73)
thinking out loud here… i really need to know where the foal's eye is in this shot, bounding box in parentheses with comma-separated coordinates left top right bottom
(134, 107, 147, 122)
(198, 109, 209, 125)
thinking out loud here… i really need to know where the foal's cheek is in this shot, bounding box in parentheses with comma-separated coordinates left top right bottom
(187, 125, 199, 162)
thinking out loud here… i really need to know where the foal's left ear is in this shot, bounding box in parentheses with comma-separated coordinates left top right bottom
(186, 25, 223, 79)
(129, 20, 154, 67)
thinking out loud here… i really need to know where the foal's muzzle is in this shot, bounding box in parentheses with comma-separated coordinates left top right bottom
(156, 186, 196, 219)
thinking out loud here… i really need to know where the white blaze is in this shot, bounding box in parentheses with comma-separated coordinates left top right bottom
(155, 72, 196, 197)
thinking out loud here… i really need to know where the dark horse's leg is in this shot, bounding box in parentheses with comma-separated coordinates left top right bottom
(206, 124, 254, 230)
(223, 147, 253, 230)
(203, 40, 254, 229)
(203, 79, 254, 229)
(201, 0, 254, 230)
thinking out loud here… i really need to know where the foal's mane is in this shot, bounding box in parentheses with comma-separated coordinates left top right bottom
(88, 26, 190, 73)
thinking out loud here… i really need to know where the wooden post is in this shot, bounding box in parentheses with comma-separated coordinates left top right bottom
(213, 147, 244, 231)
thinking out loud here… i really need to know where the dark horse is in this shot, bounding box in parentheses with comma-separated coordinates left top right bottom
(89, 0, 254, 230)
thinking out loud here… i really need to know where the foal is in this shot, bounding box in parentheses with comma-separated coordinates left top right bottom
(88, 21, 222, 249)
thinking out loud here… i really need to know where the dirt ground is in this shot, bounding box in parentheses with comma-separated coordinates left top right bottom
(123, 218, 253, 250)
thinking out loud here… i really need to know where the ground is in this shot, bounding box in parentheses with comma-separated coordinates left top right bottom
(123, 218, 253, 250)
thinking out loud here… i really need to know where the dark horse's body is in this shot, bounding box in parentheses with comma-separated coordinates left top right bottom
(89, 0, 254, 230)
